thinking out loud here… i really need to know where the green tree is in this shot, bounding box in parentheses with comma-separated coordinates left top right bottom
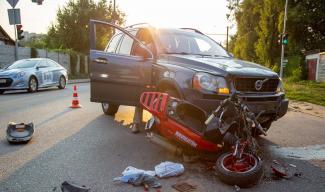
(287, 0, 325, 52)
(227, 0, 262, 62)
(254, 0, 283, 68)
(45, 0, 125, 54)
(227, 0, 325, 74)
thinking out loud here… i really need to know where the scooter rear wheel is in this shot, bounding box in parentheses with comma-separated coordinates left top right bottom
(215, 152, 263, 187)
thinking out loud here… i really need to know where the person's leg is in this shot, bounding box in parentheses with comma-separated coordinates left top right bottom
(131, 107, 143, 133)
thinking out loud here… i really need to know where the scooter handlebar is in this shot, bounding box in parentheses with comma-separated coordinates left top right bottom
(205, 113, 215, 125)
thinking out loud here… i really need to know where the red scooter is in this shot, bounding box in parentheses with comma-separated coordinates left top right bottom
(140, 92, 265, 187)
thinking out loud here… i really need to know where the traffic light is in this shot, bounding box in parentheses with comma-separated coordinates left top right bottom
(31, 0, 44, 5)
(16, 24, 24, 40)
(277, 34, 282, 45)
(282, 33, 289, 45)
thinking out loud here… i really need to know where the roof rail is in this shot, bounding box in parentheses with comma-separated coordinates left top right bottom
(125, 23, 152, 29)
(180, 28, 204, 35)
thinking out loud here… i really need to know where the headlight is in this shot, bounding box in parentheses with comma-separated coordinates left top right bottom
(193, 72, 229, 94)
(13, 71, 26, 79)
(276, 79, 284, 93)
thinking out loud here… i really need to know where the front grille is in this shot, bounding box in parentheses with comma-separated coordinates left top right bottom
(0, 78, 13, 87)
(234, 78, 279, 92)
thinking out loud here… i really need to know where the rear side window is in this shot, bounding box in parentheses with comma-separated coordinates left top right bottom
(37, 60, 49, 68)
(105, 33, 122, 53)
(118, 35, 134, 55)
(47, 60, 59, 67)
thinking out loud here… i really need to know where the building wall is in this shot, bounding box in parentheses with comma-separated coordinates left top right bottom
(318, 53, 325, 82)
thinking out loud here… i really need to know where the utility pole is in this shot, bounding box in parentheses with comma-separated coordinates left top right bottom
(14, 21, 18, 61)
(279, 0, 288, 79)
(226, 26, 229, 51)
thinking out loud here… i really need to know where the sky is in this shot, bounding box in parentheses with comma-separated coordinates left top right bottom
(0, 0, 234, 44)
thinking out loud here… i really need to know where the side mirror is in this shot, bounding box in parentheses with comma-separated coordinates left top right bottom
(229, 53, 234, 57)
(36, 65, 45, 70)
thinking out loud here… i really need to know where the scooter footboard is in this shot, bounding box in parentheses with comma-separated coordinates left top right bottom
(140, 92, 169, 117)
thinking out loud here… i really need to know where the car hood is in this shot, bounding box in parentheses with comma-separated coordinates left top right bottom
(165, 55, 278, 78)
(0, 68, 24, 76)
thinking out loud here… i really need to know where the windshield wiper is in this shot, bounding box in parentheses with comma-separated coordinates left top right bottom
(165, 52, 213, 57)
(212, 55, 231, 58)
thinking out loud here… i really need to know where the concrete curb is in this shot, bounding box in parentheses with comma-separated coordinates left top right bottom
(68, 79, 90, 84)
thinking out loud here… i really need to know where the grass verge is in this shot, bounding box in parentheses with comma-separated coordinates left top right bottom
(284, 80, 325, 106)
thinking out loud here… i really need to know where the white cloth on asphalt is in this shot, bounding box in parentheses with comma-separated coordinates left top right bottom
(113, 166, 161, 188)
(154, 161, 184, 178)
(122, 166, 156, 177)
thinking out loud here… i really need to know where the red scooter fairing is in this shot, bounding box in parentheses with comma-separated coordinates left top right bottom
(140, 92, 222, 152)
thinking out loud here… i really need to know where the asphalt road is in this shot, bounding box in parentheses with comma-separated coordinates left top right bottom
(0, 83, 324, 192)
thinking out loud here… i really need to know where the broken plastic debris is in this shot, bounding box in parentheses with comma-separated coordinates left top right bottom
(60, 181, 89, 192)
(6, 122, 34, 143)
(271, 160, 299, 179)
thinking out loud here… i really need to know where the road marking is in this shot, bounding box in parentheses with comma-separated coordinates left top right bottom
(269, 144, 325, 160)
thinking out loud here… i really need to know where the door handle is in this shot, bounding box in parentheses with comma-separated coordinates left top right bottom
(94, 58, 108, 64)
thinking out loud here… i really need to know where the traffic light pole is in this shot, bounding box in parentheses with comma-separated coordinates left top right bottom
(14, 24, 18, 61)
(279, 0, 288, 79)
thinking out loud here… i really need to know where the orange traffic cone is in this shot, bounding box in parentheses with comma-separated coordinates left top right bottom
(70, 85, 82, 108)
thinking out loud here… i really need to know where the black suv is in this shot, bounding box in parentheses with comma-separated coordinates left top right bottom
(89, 20, 288, 132)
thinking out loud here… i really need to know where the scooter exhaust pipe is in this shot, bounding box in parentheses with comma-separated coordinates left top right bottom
(146, 133, 183, 155)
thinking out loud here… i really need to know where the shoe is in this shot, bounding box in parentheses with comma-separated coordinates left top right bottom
(131, 123, 139, 134)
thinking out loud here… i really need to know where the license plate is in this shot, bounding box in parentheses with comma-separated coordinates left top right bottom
(0, 79, 6, 83)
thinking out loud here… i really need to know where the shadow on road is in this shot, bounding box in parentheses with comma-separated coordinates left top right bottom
(2, 87, 62, 95)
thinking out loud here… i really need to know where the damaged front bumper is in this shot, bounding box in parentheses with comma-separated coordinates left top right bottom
(191, 93, 288, 121)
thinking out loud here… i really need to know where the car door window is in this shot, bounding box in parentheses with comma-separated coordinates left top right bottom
(117, 30, 138, 55)
(105, 33, 122, 53)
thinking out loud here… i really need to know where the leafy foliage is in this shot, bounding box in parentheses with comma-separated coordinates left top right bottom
(44, 0, 125, 54)
(227, 0, 325, 79)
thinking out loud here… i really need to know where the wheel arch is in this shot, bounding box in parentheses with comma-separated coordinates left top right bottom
(29, 74, 39, 85)
(157, 79, 184, 99)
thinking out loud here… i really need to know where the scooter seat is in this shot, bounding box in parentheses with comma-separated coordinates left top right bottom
(175, 102, 207, 133)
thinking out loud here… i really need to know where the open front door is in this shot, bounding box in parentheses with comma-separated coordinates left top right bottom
(89, 20, 154, 106)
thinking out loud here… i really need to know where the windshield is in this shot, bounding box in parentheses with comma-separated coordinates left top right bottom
(157, 30, 230, 57)
(7, 60, 38, 69)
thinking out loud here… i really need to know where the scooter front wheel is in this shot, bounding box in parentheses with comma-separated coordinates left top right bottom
(215, 152, 263, 187)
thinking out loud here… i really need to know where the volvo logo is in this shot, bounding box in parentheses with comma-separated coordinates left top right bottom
(255, 79, 269, 91)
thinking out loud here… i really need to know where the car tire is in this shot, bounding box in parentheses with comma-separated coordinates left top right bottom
(215, 152, 263, 188)
(58, 76, 66, 89)
(0, 90, 5, 94)
(28, 76, 38, 93)
(101, 102, 119, 116)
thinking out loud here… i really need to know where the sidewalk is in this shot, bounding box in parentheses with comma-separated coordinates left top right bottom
(68, 79, 90, 84)
(289, 100, 325, 119)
